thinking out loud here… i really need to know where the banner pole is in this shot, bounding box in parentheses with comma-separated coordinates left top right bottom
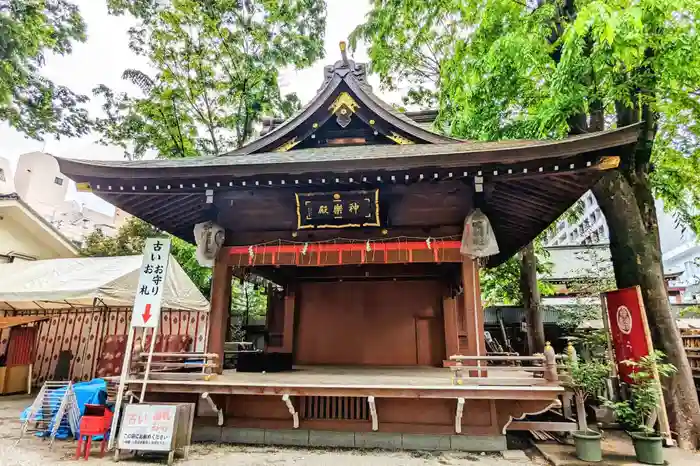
(108, 326, 135, 450)
(635, 286, 673, 446)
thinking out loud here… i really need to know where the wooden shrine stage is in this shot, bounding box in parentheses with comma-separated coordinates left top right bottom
(128, 365, 564, 400)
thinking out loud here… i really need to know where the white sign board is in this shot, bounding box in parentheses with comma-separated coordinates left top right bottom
(131, 238, 171, 328)
(118, 404, 176, 451)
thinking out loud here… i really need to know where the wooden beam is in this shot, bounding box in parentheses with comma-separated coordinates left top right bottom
(129, 381, 564, 400)
(506, 420, 577, 432)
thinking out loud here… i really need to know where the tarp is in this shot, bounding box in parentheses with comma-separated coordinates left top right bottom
(0, 255, 209, 312)
(21, 378, 108, 439)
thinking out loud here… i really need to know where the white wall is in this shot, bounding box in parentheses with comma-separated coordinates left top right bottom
(0, 157, 14, 194)
(0, 209, 73, 260)
(14, 152, 68, 217)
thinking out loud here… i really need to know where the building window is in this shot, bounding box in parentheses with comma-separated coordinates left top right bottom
(0, 168, 5, 182)
(54, 177, 64, 186)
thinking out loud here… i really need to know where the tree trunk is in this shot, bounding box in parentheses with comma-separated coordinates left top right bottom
(592, 171, 700, 449)
(520, 242, 545, 354)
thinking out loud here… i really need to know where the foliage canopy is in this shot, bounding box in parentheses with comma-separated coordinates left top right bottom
(94, 0, 325, 159)
(0, 0, 91, 140)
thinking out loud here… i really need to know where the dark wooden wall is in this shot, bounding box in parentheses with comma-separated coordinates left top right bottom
(294, 280, 445, 366)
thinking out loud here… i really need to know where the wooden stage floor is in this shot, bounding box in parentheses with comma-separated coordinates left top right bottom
(130, 365, 565, 400)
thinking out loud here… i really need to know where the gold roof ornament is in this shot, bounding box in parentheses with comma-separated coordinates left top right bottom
(387, 132, 415, 145)
(329, 92, 360, 115)
(597, 155, 620, 170)
(75, 182, 92, 192)
(274, 137, 301, 152)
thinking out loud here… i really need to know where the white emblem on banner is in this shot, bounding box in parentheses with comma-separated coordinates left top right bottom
(616, 305, 633, 335)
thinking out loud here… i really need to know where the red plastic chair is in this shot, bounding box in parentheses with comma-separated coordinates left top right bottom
(75, 405, 113, 460)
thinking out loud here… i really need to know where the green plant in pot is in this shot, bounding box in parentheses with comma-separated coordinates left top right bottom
(605, 351, 677, 465)
(565, 354, 611, 462)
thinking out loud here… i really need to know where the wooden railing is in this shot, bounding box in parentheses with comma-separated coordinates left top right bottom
(448, 343, 560, 385)
(132, 352, 220, 377)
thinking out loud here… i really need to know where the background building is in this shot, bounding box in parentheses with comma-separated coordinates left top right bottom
(0, 152, 127, 247)
(0, 158, 15, 194)
(0, 193, 79, 261)
(544, 190, 699, 303)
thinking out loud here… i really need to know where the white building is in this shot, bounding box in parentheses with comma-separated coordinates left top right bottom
(1, 152, 126, 246)
(544, 190, 700, 303)
(544, 192, 608, 246)
(0, 158, 15, 194)
(0, 193, 79, 261)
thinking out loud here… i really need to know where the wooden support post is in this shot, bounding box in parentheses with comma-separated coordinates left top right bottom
(562, 392, 574, 420)
(443, 295, 459, 363)
(368, 396, 378, 431)
(282, 394, 299, 429)
(202, 392, 224, 426)
(461, 258, 486, 375)
(207, 259, 232, 374)
(543, 342, 558, 382)
(281, 289, 296, 354)
(455, 397, 465, 434)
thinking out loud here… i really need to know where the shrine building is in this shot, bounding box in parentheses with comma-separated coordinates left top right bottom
(57, 45, 638, 450)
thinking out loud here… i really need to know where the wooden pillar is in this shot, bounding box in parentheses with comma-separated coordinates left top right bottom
(443, 295, 460, 364)
(207, 258, 232, 373)
(461, 258, 486, 363)
(280, 289, 296, 354)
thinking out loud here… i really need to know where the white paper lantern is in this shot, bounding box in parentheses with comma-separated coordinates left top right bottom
(460, 208, 500, 258)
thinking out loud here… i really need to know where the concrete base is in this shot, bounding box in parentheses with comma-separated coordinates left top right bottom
(201, 427, 506, 452)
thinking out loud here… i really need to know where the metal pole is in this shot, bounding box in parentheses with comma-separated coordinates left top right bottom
(108, 326, 135, 450)
(139, 322, 160, 402)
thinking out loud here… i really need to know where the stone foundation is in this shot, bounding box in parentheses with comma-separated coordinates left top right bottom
(193, 427, 507, 452)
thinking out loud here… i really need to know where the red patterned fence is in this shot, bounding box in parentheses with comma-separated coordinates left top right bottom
(0, 307, 209, 386)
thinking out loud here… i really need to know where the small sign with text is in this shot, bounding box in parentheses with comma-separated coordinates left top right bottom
(131, 238, 171, 328)
(118, 404, 176, 451)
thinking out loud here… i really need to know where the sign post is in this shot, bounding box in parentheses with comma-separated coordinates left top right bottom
(108, 238, 171, 451)
(603, 286, 672, 445)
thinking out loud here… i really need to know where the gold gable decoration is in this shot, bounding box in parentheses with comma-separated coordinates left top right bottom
(387, 132, 415, 145)
(329, 92, 359, 115)
(275, 137, 301, 152)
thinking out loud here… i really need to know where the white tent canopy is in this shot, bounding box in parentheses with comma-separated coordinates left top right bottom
(0, 255, 210, 312)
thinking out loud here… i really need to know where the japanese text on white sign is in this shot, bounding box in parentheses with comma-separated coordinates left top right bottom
(131, 238, 171, 328)
(118, 404, 176, 451)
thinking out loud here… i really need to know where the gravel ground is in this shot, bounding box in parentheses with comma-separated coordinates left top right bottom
(0, 395, 545, 466)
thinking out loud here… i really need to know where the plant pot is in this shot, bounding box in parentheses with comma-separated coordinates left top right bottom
(629, 432, 664, 465)
(572, 430, 602, 462)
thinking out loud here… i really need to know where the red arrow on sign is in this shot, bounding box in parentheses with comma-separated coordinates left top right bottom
(142, 303, 152, 323)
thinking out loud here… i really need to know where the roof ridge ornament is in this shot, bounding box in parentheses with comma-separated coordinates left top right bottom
(321, 40, 369, 89)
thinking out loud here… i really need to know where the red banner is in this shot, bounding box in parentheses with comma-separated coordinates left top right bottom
(603, 286, 653, 384)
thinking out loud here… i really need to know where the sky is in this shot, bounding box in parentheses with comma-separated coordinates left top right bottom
(0, 0, 395, 214)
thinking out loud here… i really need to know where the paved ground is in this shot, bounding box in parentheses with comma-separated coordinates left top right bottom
(0, 394, 545, 466)
(536, 431, 700, 466)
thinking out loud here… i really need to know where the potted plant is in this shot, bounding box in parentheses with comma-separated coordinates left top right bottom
(605, 351, 677, 465)
(565, 355, 611, 462)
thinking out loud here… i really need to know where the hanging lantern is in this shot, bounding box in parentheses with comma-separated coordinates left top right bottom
(460, 208, 499, 258)
(193, 221, 225, 267)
